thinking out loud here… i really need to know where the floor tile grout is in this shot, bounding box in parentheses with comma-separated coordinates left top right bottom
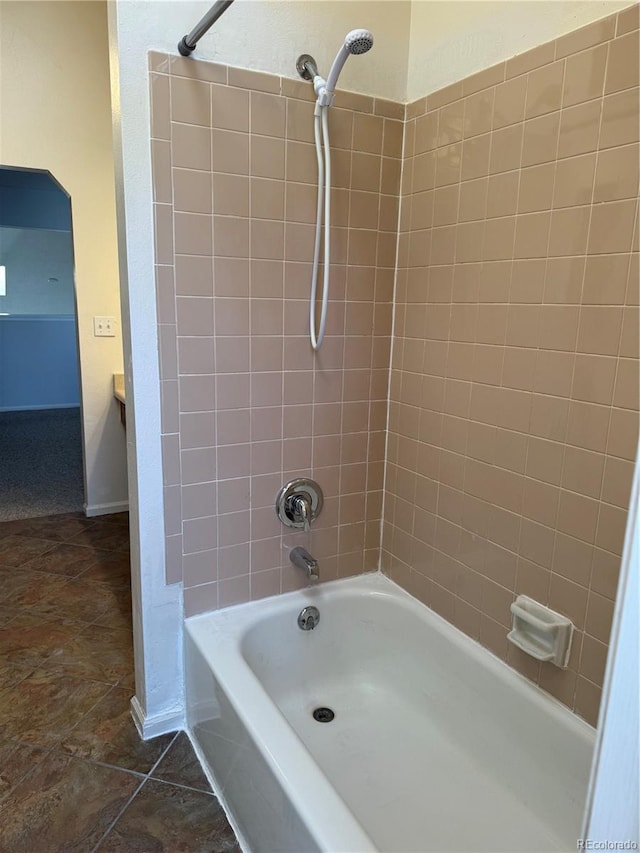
(92, 771, 220, 851)
(88, 731, 190, 852)
(4, 730, 182, 785)
(9, 740, 146, 778)
(142, 774, 216, 796)
(0, 742, 53, 806)
(0, 510, 240, 851)
(145, 730, 182, 778)
(89, 773, 150, 852)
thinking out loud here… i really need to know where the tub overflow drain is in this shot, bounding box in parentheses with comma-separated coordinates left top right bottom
(313, 707, 335, 723)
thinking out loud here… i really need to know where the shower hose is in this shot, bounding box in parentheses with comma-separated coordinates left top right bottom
(310, 101, 331, 351)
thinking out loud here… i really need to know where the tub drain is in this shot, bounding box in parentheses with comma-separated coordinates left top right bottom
(312, 707, 335, 723)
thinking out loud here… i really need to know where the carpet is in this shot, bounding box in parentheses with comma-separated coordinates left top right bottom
(0, 408, 84, 521)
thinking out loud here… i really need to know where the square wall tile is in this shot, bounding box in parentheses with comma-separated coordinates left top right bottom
(153, 42, 637, 726)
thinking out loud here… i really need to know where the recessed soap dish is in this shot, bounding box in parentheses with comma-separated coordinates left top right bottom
(507, 595, 574, 668)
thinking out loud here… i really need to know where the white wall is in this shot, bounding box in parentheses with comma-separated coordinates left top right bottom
(407, 0, 632, 101)
(0, 228, 75, 315)
(0, 0, 128, 515)
(136, 0, 411, 100)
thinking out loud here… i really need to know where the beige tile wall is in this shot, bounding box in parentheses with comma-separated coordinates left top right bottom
(384, 6, 639, 725)
(149, 4, 638, 726)
(149, 53, 401, 615)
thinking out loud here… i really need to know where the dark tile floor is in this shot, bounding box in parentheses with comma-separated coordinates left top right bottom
(0, 512, 241, 852)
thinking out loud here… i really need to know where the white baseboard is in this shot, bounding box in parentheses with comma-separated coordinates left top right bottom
(130, 695, 185, 741)
(84, 500, 129, 517)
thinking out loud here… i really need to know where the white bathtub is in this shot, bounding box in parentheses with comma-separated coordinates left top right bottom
(185, 573, 595, 853)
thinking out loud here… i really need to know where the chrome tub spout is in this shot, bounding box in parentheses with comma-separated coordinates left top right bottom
(290, 546, 319, 581)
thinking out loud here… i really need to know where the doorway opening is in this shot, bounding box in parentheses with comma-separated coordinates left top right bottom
(0, 166, 84, 520)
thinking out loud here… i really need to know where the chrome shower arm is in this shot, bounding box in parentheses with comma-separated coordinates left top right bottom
(178, 0, 235, 57)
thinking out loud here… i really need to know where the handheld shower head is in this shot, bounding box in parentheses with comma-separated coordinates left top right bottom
(321, 28, 374, 105)
(344, 29, 375, 55)
(297, 28, 373, 350)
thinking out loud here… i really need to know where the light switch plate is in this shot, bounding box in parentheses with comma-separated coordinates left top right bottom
(94, 316, 116, 337)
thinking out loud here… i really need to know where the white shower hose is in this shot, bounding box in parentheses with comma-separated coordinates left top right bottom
(309, 102, 331, 351)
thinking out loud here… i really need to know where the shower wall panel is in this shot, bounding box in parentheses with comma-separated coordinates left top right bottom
(149, 53, 400, 613)
(383, 6, 639, 726)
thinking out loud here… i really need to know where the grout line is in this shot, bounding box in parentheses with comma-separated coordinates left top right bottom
(209, 75, 221, 610)
(564, 44, 612, 681)
(524, 57, 567, 630)
(41, 745, 149, 781)
(247, 90, 255, 602)
(361, 119, 385, 574)
(0, 742, 54, 802)
(143, 773, 215, 797)
(333, 103, 357, 577)
(80, 704, 180, 849)
(90, 773, 149, 853)
(144, 730, 181, 778)
(166, 62, 185, 591)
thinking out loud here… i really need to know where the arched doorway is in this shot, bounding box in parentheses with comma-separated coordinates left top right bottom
(0, 166, 84, 519)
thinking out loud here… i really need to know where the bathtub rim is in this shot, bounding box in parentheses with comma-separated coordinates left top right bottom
(187, 570, 595, 736)
(185, 570, 595, 852)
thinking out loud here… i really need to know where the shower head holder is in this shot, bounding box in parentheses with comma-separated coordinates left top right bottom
(296, 29, 373, 109)
(315, 79, 334, 108)
(296, 54, 319, 81)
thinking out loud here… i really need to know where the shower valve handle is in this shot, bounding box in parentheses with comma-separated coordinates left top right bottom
(289, 494, 312, 533)
(276, 478, 323, 531)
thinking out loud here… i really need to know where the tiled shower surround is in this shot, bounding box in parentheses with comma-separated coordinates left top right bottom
(386, 6, 639, 725)
(150, 4, 639, 725)
(150, 52, 401, 612)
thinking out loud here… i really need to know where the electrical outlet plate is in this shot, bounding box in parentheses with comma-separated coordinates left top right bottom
(94, 316, 116, 337)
